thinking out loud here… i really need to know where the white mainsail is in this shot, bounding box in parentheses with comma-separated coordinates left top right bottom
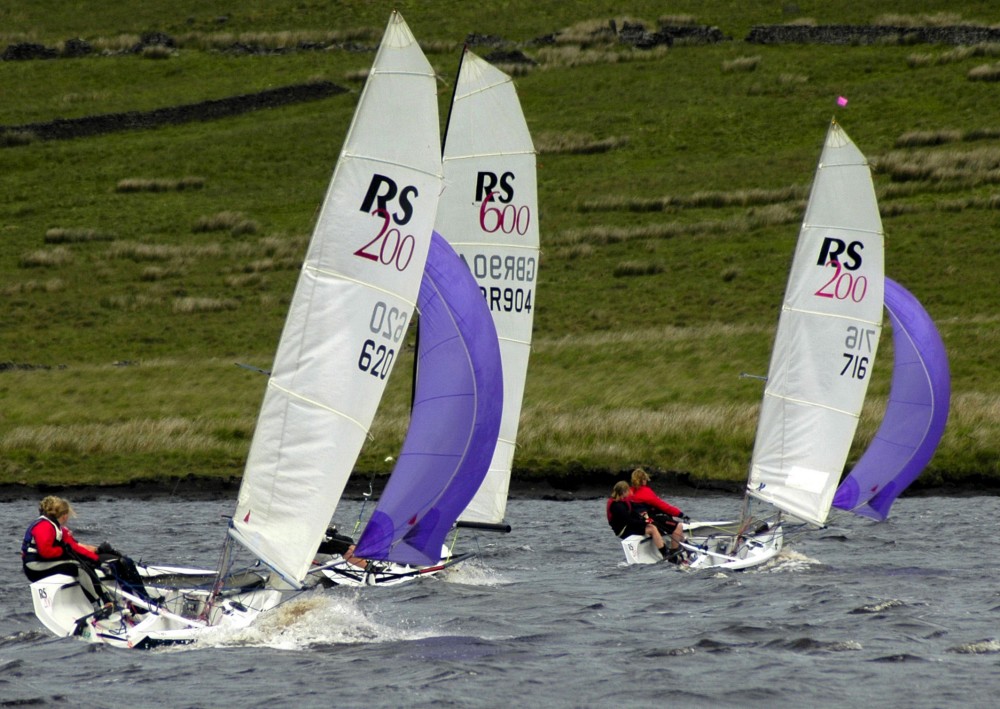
(230, 12, 442, 585)
(436, 50, 539, 525)
(747, 121, 884, 526)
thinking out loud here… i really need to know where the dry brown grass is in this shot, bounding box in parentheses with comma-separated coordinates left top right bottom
(875, 12, 982, 27)
(534, 44, 669, 69)
(554, 203, 801, 246)
(105, 240, 223, 262)
(907, 43, 1000, 68)
(44, 227, 114, 244)
(658, 15, 699, 27)
(174, 28, 380, 52)
(19, 247, 74, 268)
(1, 278, 64, 296)
(193, 211, 259, 236)
(172, 297, 240, 314)
(579, 185, 806, 213)
(613, 260, 665, 277)
(968, 63, 1000, 81)
(534, 131, 628, 155)
(116, 177, 205, 193)
(100, 294, 163, 311)
(554, 18, 648, 47)
(0, 417, 249, 455)
(722, 55, 760, 73)
(876, 145, 1000, 181)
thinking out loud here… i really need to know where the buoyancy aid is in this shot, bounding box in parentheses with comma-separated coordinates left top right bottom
(607, 499, 649, 537)
(21, 516, 62, 563)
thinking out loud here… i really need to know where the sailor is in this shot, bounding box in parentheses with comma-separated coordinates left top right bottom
(606, 481, 672, 560)
(21, 496, 114, 610)
(627, 468, 689, 563)
(317, 527, 367, 569)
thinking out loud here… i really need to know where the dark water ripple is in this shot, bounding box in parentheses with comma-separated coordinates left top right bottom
(2, 494, 999, 708)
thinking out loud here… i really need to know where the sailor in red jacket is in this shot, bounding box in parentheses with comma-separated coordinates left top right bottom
(22, 496, 113, 609)
(627, 469, 688, 563)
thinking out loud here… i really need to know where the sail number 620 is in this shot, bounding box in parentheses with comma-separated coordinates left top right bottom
(358, 340, 394, 380)
(358, 301, 407, 379)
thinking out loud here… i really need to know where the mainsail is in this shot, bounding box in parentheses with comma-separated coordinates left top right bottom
(747, 121, 885, 526)
(832, 277, 950, 520)
(354, 232, 504, 565)
(436, 49, 539, 525)
(229, 12, 442, 585)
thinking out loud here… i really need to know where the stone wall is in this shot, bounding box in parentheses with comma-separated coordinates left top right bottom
(1, 81, 346, 143)
(746, 24, 1000, 46)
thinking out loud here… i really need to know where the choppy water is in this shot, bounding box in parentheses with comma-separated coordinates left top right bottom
(1, 492, 998, 708)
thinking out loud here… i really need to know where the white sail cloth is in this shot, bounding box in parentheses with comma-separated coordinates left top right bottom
(230, 13, 443, 585)
(747, 122, 884, 526)
(437, 51, 539, 525)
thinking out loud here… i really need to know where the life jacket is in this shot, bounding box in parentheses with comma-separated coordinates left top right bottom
(607, 499, 650, 537)
(21, 516, 61, 563)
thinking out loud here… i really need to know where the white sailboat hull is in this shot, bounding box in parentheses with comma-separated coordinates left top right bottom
(30, 546, 468, 647)
(29, 563, 277, 649)
(620, 520, 783, 571)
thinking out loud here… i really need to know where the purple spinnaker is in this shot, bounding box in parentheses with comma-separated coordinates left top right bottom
(832, 277, 950, 520)
(354, 232, 503, 565)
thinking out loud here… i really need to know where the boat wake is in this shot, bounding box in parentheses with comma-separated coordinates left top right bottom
(760, 548, 820, 573)
(187, 594, 406, 650)
(440, 558, 507, 587)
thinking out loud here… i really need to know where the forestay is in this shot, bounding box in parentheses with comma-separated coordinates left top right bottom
(354, 232, 504, 565)
(230, 12, 442, 585)
(747, 121, 885, 526)
(832, 277, 950, 520)
(436, 50, 539, 525)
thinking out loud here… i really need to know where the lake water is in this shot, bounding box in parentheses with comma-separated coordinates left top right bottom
(1, 492, 998, 708)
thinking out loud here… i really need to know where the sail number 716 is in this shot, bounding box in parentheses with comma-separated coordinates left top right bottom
(840, 325, 877, 380)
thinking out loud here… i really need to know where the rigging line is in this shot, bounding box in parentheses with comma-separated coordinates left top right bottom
(267, 380, 371, 433)
(302, 263, 421, 309)
(340, 151, 443, 180)
(498, 334, 532, 347)
(353, 473, 375, 535)
(760, 390, 861, 418)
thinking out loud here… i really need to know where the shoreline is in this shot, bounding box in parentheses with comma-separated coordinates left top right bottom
(1, 469, 995, 504)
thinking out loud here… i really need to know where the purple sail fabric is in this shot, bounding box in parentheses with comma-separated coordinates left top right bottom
(832, 277, 950, 520)
(355, 231, 503, 564)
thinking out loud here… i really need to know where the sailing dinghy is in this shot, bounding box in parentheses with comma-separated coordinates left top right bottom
(623, 121, 946, 570)
(435, 49, 539, 534)
(28, 12, 497, 648)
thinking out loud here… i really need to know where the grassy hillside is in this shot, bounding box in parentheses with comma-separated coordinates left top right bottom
(1, 1, 998, 489)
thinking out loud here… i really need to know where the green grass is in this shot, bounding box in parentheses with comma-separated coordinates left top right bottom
(1, 2, 999, 489)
